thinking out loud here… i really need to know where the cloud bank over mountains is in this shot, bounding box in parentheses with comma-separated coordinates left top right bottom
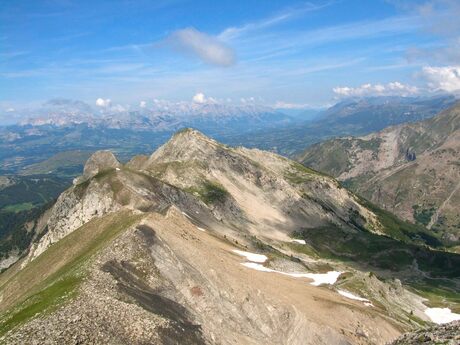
(422, 66, 460, 93)
(334, 65, 460, 98)
(333, 82, 419, 98)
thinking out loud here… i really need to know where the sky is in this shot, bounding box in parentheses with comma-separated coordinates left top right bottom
(1, 0, 460, 111)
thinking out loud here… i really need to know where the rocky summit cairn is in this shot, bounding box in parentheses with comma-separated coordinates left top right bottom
(74, 150, 121, 184)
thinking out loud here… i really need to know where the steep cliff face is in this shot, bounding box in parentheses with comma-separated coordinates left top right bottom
(299, 103, 460, 245)
(24, 182, 121, 265)
(1, 129, 459, 345)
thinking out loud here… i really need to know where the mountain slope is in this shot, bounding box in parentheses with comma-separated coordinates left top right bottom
(1, 129, 459, 344)
(0, 175, 70, 269)
(222, 95, 456, 156)
(299, 103, 460, 246)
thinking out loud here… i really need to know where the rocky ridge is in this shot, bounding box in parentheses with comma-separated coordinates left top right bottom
(299, 103, 460, 244)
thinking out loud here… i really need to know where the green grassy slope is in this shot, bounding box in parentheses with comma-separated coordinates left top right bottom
(0, 211, 143, 336)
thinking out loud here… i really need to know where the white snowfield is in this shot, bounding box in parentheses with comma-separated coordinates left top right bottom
(424, 307, 460, 324)
(241, 262, 342, 286)
(232, 250, 268, 263)
(338, 290, 373, 307)
(291, 239, 306, 244)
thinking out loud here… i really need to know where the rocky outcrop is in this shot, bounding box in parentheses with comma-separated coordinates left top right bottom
(391, 321, 460, 344)
(75, 150, 121, 184)
(0, 176, 13, 191)
(24, 179, 121, 265)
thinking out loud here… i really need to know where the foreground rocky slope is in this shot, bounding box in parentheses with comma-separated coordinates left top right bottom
(391, 321, 459, 344)
(1, 129, 459, 344)
(299, 103, 460, 247)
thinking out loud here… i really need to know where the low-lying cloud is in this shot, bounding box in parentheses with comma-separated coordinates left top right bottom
(95, 98, 112, 107)
(167, 28, 236, 67)
(421, 65, 460, 93)
(192, 92, 217, 104)
(333, 82, 418, 97)
(273, 101, 314, 109)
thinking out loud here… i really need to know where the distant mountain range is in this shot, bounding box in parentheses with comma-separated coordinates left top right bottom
(299, 102, 460, 248)
(0, 95, 455, 175)
(0, 100, 298, 174)
(15, 98, 293, 131)
(223, 95, 458, 155)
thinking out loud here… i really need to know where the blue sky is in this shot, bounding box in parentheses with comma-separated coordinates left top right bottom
(1, 0, 459, 110)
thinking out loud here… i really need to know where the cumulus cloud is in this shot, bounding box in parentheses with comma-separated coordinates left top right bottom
(95, 98, 111, 107)
(333, 82, 419, 97)
(192, 92, 206, 104)
(421, 65, 460, 92)
(192, 92, 217, 104)
(139, 100, 147, 108)
(168, 28, 236, 67)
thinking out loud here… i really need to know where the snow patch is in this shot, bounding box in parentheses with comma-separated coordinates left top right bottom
(181, 211, 192, 220)
(242, 262, 273, 272)
(196, 226, 206, 232)
(240, 262, 341, 286)
(233, 250, 268, 263)
(292, 271, 342, 286)
(291, 239, 306, 244)
(338, 290, 373, 306)
(424, 307, 460, 324)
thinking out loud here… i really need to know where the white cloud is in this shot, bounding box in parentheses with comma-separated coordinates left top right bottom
(192, 92, 217, 104)
(219, 2, 332, 41)
(95, 98, 111, 107)
(333, 82, 419, 97)
(421, 65, 460, 92)
(5, 107, 15, 112)
(168, 28, 236, 67)
(274, 101, 313, 109)
(192, 92, 206, 104)
(139, 100, 147, 108)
